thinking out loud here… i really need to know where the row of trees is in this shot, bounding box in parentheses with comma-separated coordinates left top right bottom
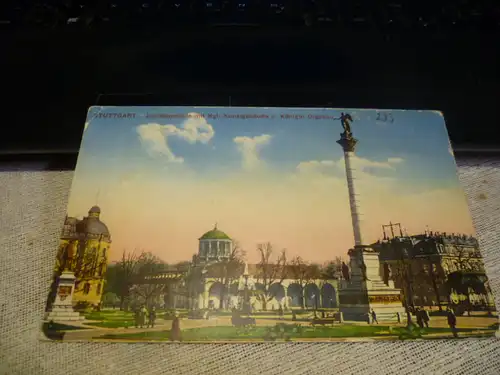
(103, 242, 343, 311)
(104, 250, 173, 310)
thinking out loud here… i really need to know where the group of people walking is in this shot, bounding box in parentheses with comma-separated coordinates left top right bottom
(415, 307, 430, 328)
(368, 306, 460, 337)
(134, 305, 157, 328)
(133, 305, 182, 341)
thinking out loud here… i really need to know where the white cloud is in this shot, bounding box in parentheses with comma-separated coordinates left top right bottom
(137, 123, 183, 162)
(296, 160, 335, 172)
(387, 157, 404, 164)
(233, 134, 272, 170)
(136, 113, 214, 162)
(297, 156, 404, 176)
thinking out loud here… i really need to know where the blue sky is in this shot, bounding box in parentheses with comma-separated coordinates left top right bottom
(80, 106, 458, 192)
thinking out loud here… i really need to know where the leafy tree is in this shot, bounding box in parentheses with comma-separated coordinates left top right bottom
(128, 252, 168, 308)
(206, 241, 245, 309)
(105, 249, 166, 310)
(102, 292, 119, 308)
(320, 258, 341, 280)
(290, 256, 318, 309)
(254, 243, 287, 311)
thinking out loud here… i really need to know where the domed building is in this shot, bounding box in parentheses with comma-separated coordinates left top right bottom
(55, 205, 111, 308)
(197, 224, 232, 263)
(187, 224, 339, 311)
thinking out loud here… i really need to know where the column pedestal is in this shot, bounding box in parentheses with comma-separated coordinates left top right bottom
(339, 246, 406, 322)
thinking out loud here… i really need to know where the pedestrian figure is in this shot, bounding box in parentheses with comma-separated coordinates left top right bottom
(422, 308, 430, 328)
(134, 308, 140, 328)
(371, 309, 378, 324)
(169, 313, 182, 341)
(416, 308, 424, 328)
(148, 306, 157, 328)
(447, 308, 458, 338)
(139, 305, 147, 328)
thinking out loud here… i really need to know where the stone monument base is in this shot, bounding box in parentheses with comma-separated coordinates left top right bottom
(45, 270, 85, 322)
(45, 306, 85, 321)
(340, 303, 406, 322)
(339, 246, 406, 323)
(339, 288, 406, 323)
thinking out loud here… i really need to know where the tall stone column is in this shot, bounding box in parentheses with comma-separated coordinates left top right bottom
(336, 133, 363, 246)
(336, 125, 405, 323)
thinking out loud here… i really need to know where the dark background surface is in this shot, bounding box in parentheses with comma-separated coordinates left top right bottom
(1, 25, 499, 163)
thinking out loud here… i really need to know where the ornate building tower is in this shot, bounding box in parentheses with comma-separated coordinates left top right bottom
(57, 205, 111, 307)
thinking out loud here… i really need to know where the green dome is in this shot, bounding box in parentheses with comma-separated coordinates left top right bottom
(199, 225, 231, 240)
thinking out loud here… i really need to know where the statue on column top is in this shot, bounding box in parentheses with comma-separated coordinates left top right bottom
(340, 112, 353, 136)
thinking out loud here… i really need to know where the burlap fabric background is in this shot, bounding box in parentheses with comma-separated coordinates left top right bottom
(1, 157, 499, 375)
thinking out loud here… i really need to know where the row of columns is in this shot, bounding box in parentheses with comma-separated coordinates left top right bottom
(197, 281, 339, 310)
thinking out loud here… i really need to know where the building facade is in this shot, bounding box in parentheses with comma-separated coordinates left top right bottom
(373, 231, 495, 310)
(54, 205, 111, 307)
(148, 225, 340, 311)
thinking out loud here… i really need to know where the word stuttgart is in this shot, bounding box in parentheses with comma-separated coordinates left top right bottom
(96, 113, 136, 119)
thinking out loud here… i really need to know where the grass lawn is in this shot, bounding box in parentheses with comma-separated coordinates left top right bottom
(97, 324, 494, 342)
(85, 320, 137, 328)
(84, 310, 136, 328)
(84, 309, 180, 328)
(85, 310, 134, 321)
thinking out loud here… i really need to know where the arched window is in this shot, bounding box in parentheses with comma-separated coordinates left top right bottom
(96, 283, 102, 295)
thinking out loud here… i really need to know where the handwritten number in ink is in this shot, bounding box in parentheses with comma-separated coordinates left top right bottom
(376, 112, 394, 123)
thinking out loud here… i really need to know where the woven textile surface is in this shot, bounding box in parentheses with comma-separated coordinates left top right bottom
(0, 157, 499, 375)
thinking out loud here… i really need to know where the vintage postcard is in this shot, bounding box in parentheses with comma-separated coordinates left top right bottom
(42, 106, 498, 342)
